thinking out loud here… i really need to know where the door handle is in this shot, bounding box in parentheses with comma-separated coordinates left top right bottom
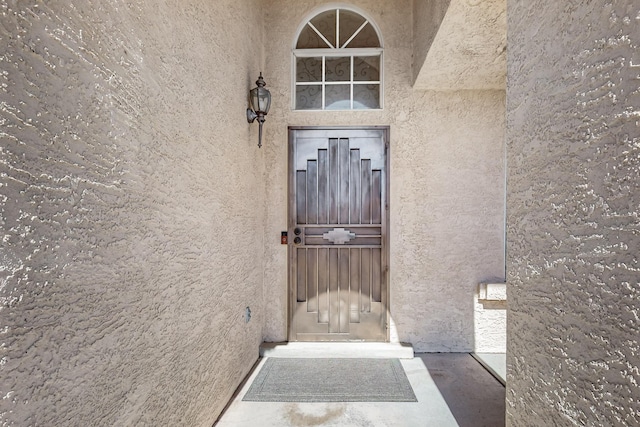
(293, 227, 302, 244)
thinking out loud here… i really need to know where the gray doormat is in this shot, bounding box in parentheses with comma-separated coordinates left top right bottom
(243, 358, 417, 402)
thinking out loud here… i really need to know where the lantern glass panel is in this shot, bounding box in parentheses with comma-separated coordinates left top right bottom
(250, 88, 259, 112)
(250, 87, 271, 114)
(257, 88, 271, 114)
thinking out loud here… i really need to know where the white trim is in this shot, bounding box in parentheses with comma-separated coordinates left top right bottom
(291, 107, 383, 112)
(336, 9, 340, 50)
(295, 81, 382, 86)
(350, 55, 354, 109)
(380, 52, 384, 109)
(322, 56, 326, 109)
(293, 48, 383, 57)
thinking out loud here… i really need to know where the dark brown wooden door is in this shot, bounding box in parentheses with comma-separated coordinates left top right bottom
(289, 127, 389, 341)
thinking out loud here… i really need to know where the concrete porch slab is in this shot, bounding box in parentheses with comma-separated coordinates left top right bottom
(260, 342, 415, 359)
(215, 353, 506, 427)
(471, 352, 506, 385)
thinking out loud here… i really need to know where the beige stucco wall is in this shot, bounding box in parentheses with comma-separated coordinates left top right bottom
(0, 1, 264, 425)
(507, 1, 639, 425)
(263, 0, 506, 352)
(413, 0, 506, 90)
(412, 0, 451, 84)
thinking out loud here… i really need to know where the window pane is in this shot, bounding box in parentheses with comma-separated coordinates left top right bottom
(296, 85, 323, 110)
(297, 57, 322, 82)
(353, 84, 380, 109)
(326, 57, 350, 82)
(296, 25, 328, 49)
(354, 56, 380, 81)
(338, 10, 366, 48)
(325, 85, 351, 110)
(345, 23, 380, 48)
(310, 10, 336, 48)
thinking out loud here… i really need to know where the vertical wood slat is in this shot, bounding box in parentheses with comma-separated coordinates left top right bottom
(307, 160, 318, 224)
(318, 150, 328, 224)
(361, 248, 371, 312)
(372, 170, 382, 225)
(307, 248, 318, 312)
(361, 160, 371, 224)
(329, 139, 339, 224)
(296, 170, 307, 224)
(328, 248, 339, 333)
(338, 138, 350, 224)
(297, 248, 306, 302)
(372, 248, 381, 302)
(350, 248, 361, 323)
(350, 149, 361, 224)
(318, 248, 329, 323)
(338, 248, 350, 333)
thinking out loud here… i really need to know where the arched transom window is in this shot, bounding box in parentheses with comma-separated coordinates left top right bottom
(293, 7, 383, 110)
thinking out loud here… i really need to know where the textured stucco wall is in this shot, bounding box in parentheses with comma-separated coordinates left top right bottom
(507, 1, 640, 425)
(262, 0, 506, 352)
(0, 1, 264, 425)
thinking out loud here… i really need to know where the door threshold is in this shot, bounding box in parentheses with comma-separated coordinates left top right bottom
(260, 342, 414, 359)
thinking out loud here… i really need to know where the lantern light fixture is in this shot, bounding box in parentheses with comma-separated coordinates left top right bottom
(246, 73, 271, 148)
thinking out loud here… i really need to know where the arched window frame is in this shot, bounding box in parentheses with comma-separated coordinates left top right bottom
(292, 5, 384, 111)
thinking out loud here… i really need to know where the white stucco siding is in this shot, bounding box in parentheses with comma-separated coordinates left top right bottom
(0, 1, 264, 425)
(263, 0, 506, 352)
(507, 1, 640, 425)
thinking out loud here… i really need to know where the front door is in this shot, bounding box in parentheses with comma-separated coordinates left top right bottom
(289, 127, 389, 341)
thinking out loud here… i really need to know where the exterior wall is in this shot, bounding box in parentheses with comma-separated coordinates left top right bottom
(263, 0, 506, 352)
(475, 284, 507, 353)
(507, 1, 640, 425)
(412, 0, 451, 84)
(0, 1, 264, 426)
(413, 0, 507, 90)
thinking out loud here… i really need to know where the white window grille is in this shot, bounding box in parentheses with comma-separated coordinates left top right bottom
(293, 7, 383, 111)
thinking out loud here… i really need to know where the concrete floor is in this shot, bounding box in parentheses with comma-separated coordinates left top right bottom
(472, 353, 506, 385)
(215, 353, 505, 427)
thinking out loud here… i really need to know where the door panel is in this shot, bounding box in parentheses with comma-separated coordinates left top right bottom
(289, 127, 389, 341)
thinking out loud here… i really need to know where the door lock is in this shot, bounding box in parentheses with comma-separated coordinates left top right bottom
(293, 237, 302, 244)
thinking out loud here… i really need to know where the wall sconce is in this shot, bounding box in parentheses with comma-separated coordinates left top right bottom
(246, 73, 271, 148)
